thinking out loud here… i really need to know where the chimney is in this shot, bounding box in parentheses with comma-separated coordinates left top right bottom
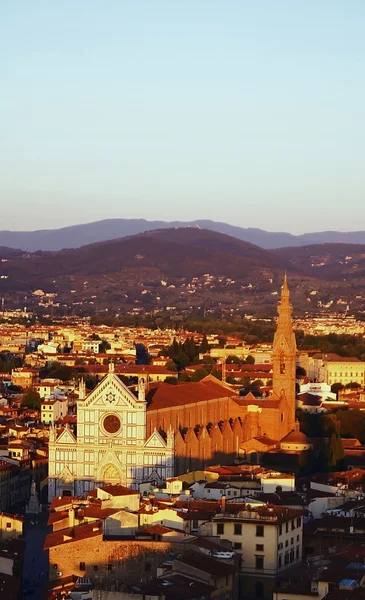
(221, 494, 227, 513)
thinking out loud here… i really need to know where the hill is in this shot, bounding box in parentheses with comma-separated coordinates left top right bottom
(273, 243, 365, 280)
(0, 228, 294, 315)
(3, 218, 365, 251)
(2, 229, 365, 318)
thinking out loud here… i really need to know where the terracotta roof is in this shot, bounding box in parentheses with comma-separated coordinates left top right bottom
(44, 520, 103, 549)
(175, 552, 235, 577)
(147, 376, 237, 410)
(89, 484, 139, 497)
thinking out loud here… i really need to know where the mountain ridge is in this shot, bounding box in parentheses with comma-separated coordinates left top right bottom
(2, 218, 365, 252)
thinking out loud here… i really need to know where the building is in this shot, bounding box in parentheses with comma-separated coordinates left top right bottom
(11, 368, 38, 389)
(41, 398, 68, 425)
(308, 354, 365, 387)
(48, 365, 174, 501)
(147, 275, 298, 473)
(213, 504, 303, 599)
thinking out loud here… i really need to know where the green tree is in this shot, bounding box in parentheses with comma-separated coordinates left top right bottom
(296, 366, 307, 377)
(226, 375, 236, 384)
(252, 379, 264, 387)
(345, 382, 361, 389)
(22, 388, 41, 409)
(179, 372, 191, 382)
(211, 368, 222, 381)
(174, 351, 190, 370)
(245, 355, 255, 364)
(226, 355, 240, 364)
(99, 340, 111, 353)
(200, 334, 210, 354)
(191, 367, 209, 382)
(164, 376, 178, 385)
(166, 361, 178, 372)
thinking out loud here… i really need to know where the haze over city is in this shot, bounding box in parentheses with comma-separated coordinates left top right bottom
(2, 1, 365, 233)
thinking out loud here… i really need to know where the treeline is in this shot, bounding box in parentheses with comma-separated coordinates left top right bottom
(296, 332, 365, 360)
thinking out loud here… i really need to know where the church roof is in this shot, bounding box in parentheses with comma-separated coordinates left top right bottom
(147, 376, 237, 410)
(281, 431, 311, 444)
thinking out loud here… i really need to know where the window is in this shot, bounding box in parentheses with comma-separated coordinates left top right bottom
(256, 544, 264, 551)
(297, 534, 299, 542)
(291, 537, 294, 545)
(256, 525, 264, 537)
(285, 540, 288, 547)
(292, 520, 295, 530)
(234, 542, 242, 550)
(279, 525, 282, 535)
(192, 520, 199, 529)
(255, 555, 264, 570)
(234, 524, 242, 535)
(80, 562, 85, 571)
(217, 523, 224, 535)
(6, 523, 11, 529)
(296, 547, 299, 559)
(297, 517, 301, 528)
(278, 555, 282, 568)
(285, 522, 289, 533)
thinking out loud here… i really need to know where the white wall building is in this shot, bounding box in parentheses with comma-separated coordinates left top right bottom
(48, 365, 174, 501)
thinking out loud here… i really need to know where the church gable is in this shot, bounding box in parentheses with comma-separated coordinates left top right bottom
(56, 427, 77, 445)
(144, 430, 167, 448)
(82, 372, 139, 409)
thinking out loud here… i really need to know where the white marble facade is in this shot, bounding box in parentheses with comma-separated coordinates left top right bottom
(48, 365, 174, 501)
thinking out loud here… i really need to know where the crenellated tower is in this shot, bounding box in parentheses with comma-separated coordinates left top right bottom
(272, 274, 297, 433)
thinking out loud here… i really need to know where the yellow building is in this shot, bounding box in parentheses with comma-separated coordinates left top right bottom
(213, 505, 303, 599)
(309, 353, 365, 386)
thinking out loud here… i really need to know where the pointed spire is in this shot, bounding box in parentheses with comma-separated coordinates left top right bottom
(109, 361, 115, 374)
(281, 272, 289, 298)
(79, 377, 86, 400)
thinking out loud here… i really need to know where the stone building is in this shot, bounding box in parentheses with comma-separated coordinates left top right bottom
(147, 275, 298, 472)
(48, 367, 174, 501)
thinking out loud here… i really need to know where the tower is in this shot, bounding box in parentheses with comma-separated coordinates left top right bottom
(272, 274, 297, 433)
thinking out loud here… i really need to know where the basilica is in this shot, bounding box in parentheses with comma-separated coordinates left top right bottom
(48, 275, 297, 501)
(48, 369, 174, 501)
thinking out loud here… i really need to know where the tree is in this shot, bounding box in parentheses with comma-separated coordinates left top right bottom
(135, 344, 151, 365)
(252, 379, 264, 387)
(99, 340, 111, 353)
(179, 372, 191, 382)
(164, 376, 178, 385)
(22, 388, 41, 409)
(166, 361, 178, 372)
(240, 376, 250, 387)
(191, 367, 209, 382)
(245, 355, 255, 364)
(200, 334, 210, 354)
(226, 375, 236, 385)
(226, 355, 240, 364)
(174, 351, 190, 370)
(345, 382, 361, 389)
(211, 368, 222, 381)
(296, 366, 307, 377)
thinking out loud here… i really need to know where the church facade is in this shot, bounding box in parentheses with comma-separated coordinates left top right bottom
(48, 367, 174, 501)
(48, 275, 297, 499)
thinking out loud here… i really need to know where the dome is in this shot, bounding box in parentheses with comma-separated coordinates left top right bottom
(281, 430, 311, 444)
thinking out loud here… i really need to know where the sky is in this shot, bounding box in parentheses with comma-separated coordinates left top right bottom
(1, 1, 365, 233)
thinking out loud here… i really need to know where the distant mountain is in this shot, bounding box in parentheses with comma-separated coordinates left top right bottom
(273, 243, 365, 280)
(2, 228, 365, 316)
(2, 218, 365, 252)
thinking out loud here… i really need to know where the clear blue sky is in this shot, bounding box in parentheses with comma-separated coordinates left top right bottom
(1, 1, 365, 233)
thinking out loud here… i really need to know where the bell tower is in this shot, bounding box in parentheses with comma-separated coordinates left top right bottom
(273, 274, 297, 433)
